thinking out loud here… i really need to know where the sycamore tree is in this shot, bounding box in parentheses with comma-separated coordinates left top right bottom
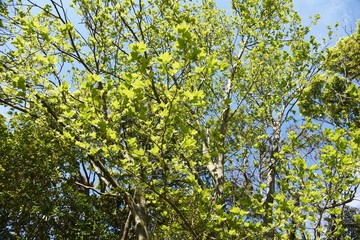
(0, 0, 359, 239)
(338, 206, 360, 239)
(300, 21, 360, 129)
(299, 21, 360, 239)
(0, 114, 130, 239)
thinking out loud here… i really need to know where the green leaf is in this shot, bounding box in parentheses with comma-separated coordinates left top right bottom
(122, 88, 135, 99)
(229, 206, 241, 214)
(129, 42, 147, 54)
(16, 76, 26, 90)
(175, 22, 189, 34)
(149, 145, 160, 156)
(309, 164, 319, 171)
(158, 52, 172, 64)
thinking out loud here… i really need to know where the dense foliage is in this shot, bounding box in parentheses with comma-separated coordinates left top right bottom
(0, 0, 359, 239)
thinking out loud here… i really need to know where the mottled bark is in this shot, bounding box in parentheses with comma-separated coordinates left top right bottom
(264, 119, 281, 239)
(127, 191, 149, 240)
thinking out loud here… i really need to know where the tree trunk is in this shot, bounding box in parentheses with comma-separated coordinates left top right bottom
(127, 191, 149, 240)
(264, 119, 281, 239)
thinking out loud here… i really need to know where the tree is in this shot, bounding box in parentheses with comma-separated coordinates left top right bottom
(300, 21, 360, 239)
(325, 206, 360, 240)
(341, 206, 360, 239)
(0, 0, 359, 239)
(0, 115, 129, 239)
(300, 21, 360, 129)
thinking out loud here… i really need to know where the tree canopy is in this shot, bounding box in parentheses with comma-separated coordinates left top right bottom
(0, 0, 359, 239)
(300, 21, 360, 129)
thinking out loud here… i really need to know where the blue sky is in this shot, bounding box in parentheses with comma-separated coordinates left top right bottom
(216, 0, 360, 41)
(293, 0, 360, 40)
